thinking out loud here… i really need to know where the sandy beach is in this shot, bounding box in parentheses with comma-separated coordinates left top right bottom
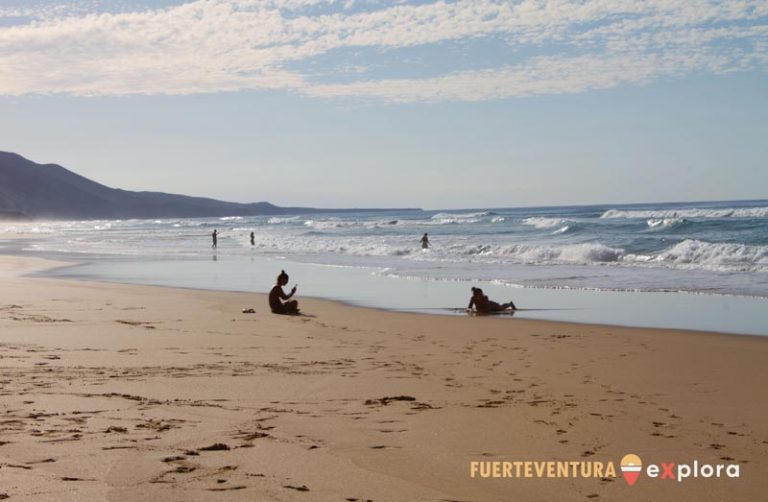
(3, 1, 766, 499)
(0, 254, 766, 501)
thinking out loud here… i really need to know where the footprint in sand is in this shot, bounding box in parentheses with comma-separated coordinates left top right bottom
(208, 486, 247, 492)
(284, 485, 310, 492)
(116, 320, 156, 329)
(198, 443, 230, 451)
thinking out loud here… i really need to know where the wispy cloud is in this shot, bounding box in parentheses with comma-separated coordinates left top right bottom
(0, 0, 765, 101)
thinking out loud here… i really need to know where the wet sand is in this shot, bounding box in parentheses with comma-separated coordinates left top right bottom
(0, 255, 766, 501)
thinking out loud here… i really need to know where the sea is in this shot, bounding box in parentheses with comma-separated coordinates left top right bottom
(2, 199, 767, 335)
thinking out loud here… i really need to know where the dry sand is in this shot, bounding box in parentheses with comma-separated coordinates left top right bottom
(0, 255, 766, 501)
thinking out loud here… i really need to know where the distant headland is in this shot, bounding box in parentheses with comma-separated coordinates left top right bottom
(0, 152, 419, 220)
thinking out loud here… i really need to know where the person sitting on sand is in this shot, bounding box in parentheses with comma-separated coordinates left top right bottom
(467, 287, 516, 314)
(269, 270, 299, 315)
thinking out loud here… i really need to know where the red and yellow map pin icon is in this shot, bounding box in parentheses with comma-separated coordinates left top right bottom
(620, 454, 642, 486)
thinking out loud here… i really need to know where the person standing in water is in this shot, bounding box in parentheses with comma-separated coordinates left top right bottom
(269, 270, 299, 315)
(421, 233, 430, 249)
(250, 231, 255, 246)
(467, 287, 516, 314)
(212, 229, 218, 249)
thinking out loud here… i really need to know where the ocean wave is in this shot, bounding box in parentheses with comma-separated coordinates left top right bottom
(502, 243, 623, 264)
(442, 242, 624, 265)
(250, 235, 766, 274)
(11, 210, 767, 283)
(247, 232, 625, 265)
(601, 206, 768, 219)
(429, 211, 494, 225)
(267, 216, 302, 224)
(0, 225, 55, 234)
(431, 211, 494, 220)
(223, 213, 499, 230)
(646, 218, 685, 230)
(303, 218, 412, 230)
(522, 217, 567, 229)
(303, 219, 357, 230)
(625, 239, 768, 273)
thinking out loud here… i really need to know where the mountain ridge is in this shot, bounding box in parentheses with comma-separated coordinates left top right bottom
(0, 152, 417, 220)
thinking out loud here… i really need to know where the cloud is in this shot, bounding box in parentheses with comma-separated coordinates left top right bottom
(0, 0, 765, 101)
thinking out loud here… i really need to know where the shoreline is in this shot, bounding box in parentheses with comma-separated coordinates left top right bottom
(0, 254, 767, 501)
(31, 252, 768, 336)
(10, 253, 758, 338)
(41, 270, 767, 340)
(3, 228, 768, 336)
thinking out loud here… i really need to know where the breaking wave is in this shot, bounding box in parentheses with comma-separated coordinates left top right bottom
(602, 206, 768, 219)
(625, 239, 768, 273)
(267, 216, 302, 224)
(646, 218, 686, 230)
(8, 200, 766, 297)
(429, 211, 494, 225)
(521, 217, 568, 229)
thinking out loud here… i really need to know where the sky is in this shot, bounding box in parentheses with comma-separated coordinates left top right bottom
(0, 0, 766, 209)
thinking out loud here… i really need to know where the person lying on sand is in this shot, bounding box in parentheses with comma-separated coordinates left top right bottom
(467, 287, 516, 314)
(269, 270, 300, 315)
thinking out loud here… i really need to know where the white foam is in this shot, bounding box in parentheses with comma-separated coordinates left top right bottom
(647, 218, 684, 229)
(522, 217, 567, 229)
(431, 211, 493, 220)
(625, 239, 768, 273)
(487, 242, 624, 264)
(429, 211, 492, 225)
(8, 210, 767, 297)
(303, 219, 357, 230)
(267, 216, 301, 224)
(602, 207, 768, 219)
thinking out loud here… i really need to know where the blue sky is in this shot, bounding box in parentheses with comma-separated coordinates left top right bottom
(0, 0, 766, 209)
